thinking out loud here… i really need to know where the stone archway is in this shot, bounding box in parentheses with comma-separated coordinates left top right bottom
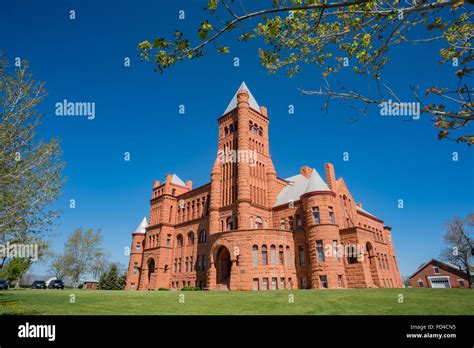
(215, 246, 231, 290)
(147, 258, 155, 289)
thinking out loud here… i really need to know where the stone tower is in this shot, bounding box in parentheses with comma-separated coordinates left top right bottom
(209, 82, 278, 234)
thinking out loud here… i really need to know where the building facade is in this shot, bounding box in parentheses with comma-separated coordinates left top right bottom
(126, 82, 403, 291)
(408, 259, 471, 288)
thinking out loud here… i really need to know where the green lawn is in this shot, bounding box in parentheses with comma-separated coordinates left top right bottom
(0, 288, 473, 315)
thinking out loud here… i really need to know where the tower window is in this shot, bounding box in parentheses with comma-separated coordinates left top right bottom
(280, 218, 286, 230)
(312, 207, 320, 224)
(333, 240, 339, 261)
(298, 245, 305, 266)
(320, 275, 328, 288)
(226, 216, 234, 231)
(199, 229, 207, 243)
(252, 245, 259, 265)
(176, 234, 183, 247)
(262, 245, 268, 265)
(316, 240, 325, 262)
(187, 231, 194, 245)
(338, 275, 343, 288)
(270, 245, 276, 265)
(255, 216, 263, 229)
(328, 207, 335, 224)
(288, 216, 294, 231)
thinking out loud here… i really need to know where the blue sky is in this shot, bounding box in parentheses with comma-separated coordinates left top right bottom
(1, 0, 472, 278)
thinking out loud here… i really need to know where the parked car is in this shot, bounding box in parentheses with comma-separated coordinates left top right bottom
(31, 280, 47, 289)
(48, 279, 64, 290)
(0, 280, 9, 290)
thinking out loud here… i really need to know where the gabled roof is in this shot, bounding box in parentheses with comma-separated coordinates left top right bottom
(171, 174, 186, 186)
(274, 168, 329, 206)
(133, 217, 148, 234)
(408, 258, 467, 279)
(223, 81, 260, 114)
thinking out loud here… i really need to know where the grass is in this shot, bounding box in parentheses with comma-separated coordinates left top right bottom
(0, 288, 473, 315)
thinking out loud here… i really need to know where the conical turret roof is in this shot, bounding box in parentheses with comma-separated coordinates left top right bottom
(223, 81, 260, 114)
(133, 217, 148, 234)
(304, 168, 330, 193)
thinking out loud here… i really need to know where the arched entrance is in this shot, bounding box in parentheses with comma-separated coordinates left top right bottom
(147, 258, 155, 289)
(215, 247, 231, 290)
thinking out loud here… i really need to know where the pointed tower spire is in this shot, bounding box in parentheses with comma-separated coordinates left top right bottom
(223, 81, 260, 114)
(133, 217, 148, 234)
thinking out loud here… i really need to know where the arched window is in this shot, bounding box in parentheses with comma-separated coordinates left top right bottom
(285, 246, 291, 266)
(252, 245, 258, 265)
(226, 216, 234, 231)
(249, 121, 253, 130)
(176, 234, 184, 247)
(199, 230, 207, 243)
(259, 127, 263, 136)
(187, 231, 195, 245)
(262, 245, 268, 265)
(224, 126, 229, 135)
(298, 245, 305, 266)
(278, 245, 284, 265)
(255, 216, 263, 229)
(270, 245, 276, 265)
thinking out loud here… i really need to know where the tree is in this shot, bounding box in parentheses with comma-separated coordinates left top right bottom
(138, 0, 473, 144)
(441, 214, 473, 288)
(62, 228, 104, 287)
(0, 257, 32, 286)
(98, 263, 126, 290)
(48, 254, 69, 280)
(91, 256, 110, 281)
(0, 53, 66, 254)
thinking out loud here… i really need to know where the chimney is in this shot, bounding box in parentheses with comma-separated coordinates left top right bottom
(260, 106, 267, 117)
(324, 163, 336, 191)
(165, 174, 172, 185)
(153, 180, 161, 188)
(186, 180, 193, 189)
(300, 166, 312, 178)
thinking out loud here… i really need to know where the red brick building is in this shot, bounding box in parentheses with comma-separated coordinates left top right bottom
(126, 82, 403, 291)
(408, 259, 470, 288)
